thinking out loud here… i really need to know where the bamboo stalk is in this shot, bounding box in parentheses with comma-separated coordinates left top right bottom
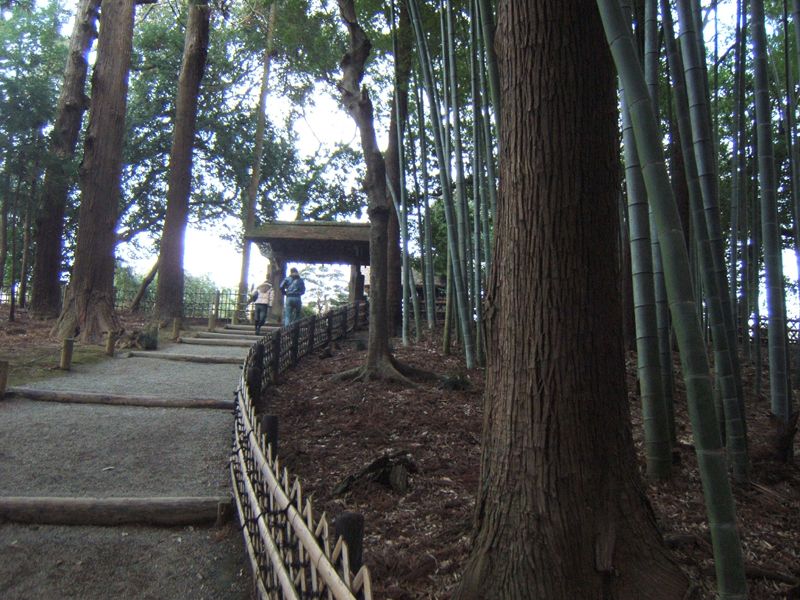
(597, 1, 747, 597)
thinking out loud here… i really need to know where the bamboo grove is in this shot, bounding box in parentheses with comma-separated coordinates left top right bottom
(1, 0, 800, 596)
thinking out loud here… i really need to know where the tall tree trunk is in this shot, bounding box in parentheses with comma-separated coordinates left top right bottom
(456, 3, 687, 597)
(155, 0, 211, 324)
(54, 0, 136, 342)
(337, 0, 409, 382)
(29, 0, 100, 319)
(236, 1, 277, 315)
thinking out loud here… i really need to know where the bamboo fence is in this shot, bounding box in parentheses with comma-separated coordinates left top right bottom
(231, 302, 372, 600)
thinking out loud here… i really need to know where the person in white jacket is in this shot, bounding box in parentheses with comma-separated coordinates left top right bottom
(248, 280, 274, 335)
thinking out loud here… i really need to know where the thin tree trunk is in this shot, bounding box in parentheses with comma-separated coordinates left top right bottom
(236, 1, 277, 319)
(0, 168, 8, 289)
(664, 0, 749, 480)
(675, 0, 743, 406)
(54, 0, 136, 342)
(752, 0, 793, 431)
(155, 0, 211, 324)
(408, 0, 475, 367)
(8, 171, 21, 322)
(29, 0, 101, 319)
(620, 79, 672, 479)
(130, 259, 159, 313)
(385, 0, 413, 334)
(19, 155, 38, 309)
(729, 0, 745, 350)
(475, 0, 500, 140)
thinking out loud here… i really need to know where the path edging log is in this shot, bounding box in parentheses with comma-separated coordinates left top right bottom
(4, 387, 234, 409)
(196, 331, 261, 341)
(127, 351, 243, 364)
(0, 496, 230, 526)
(178, 337, 253, 348)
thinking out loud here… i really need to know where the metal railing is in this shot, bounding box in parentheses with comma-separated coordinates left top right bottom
(231, 302, 372, 600)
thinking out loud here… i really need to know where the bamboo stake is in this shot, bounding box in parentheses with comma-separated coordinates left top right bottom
(59, 337, 74, 370)
(0, 360, 8, 397)
(105, 330, 117, 357)
(171, 317, 182, 341)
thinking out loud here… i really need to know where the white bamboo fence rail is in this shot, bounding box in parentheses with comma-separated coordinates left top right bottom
(231, 302, 372, 600)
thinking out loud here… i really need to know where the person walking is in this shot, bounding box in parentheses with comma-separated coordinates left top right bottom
(280, 267, 305, 326)
(248, 280, 274, 335)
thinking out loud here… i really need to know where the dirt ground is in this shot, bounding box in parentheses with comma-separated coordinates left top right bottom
(1, 306, 799, 599)
(269, 334, 799, 599)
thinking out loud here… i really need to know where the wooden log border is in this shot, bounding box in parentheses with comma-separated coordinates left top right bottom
(4, 387, 234, 410)
(0, 496, 229, 526)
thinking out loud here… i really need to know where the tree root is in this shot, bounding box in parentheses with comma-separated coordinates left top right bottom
(390, 356, 439, 382)
(332, 356, 418, 387)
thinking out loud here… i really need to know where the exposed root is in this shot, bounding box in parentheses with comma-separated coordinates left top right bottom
(390, 356, 439, 382)
(331, 357, 418, 387)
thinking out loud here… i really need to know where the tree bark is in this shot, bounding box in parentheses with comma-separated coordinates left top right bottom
(54, 0, 136, 342)
(456, 2, 687, 598)
(29, 0, 101, 319)
(155, 0, 211, 323)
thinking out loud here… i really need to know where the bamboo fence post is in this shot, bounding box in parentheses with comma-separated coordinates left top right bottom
(307, 315, 317, 354)
(335, 511, 364, 575)
(208, 290, 220, 331)
(171, 317, 182, 341)
(105, 330, 117, 357)
(261, 414, 279, 460)
(290, 323, 300, 366)
(326, 311, 333, 345)
(231, 298, 239, 325)
(270, 331, 281, 383)
(0, 360, 8, 397)
(60, 338, 74, 370)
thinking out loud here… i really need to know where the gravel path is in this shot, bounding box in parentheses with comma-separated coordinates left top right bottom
(0, 337, 251, 599)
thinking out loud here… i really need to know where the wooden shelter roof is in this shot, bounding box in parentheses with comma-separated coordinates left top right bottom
(245, 221, 371, 265)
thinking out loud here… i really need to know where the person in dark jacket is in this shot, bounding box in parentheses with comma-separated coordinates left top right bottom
(279, 267, 305, 326)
